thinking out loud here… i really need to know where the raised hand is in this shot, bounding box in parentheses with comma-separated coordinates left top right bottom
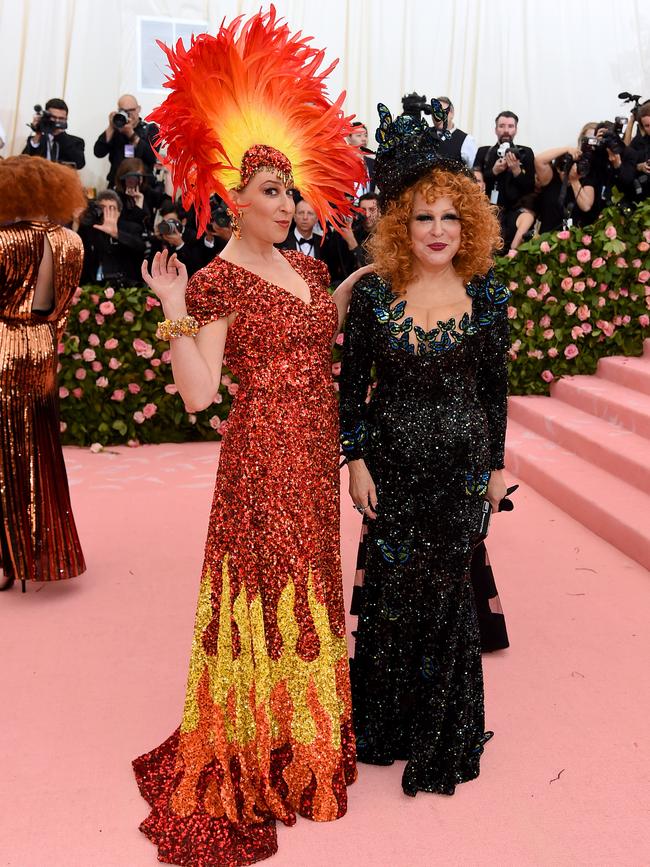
(141, 249, 189, 316)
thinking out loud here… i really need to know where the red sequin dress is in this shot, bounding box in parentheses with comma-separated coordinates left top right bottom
(133, 251, 356, 866)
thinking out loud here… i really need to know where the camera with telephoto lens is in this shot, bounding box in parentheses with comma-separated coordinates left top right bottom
(401, 92, 434, 121)
(79, 200, 104, 227)
(158, 218, 183, 236)
(112, 110, 130, 130)
(209, 196, 230, 229)
(497, 141, 525, 161)
(32, 104, 67, 135)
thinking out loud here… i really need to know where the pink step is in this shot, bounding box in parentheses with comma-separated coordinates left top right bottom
(505, 420, 650, 571)
(597, 354, 650, 396)
(508, 395, 650, 495)
(553, 376, 650, 439)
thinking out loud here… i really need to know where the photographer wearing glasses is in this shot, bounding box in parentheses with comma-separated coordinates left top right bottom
(620, 102, 650, 202)
(22, 98, 85, 169)
(475, 111, 535, 248)
(93, 94, 159, 188)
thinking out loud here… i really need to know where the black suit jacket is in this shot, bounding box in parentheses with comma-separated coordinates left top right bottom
(478, 142, 535, 209)
(93, 121, 159, 187)
(22, 131, 86, 169)
(279, 228, 358, 285)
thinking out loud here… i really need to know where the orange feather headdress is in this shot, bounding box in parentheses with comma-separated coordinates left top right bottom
(150, 6, 366, 235)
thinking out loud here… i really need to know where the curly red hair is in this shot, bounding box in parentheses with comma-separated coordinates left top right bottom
(368, 169, 503, 294)
(0, 156, 87, 224)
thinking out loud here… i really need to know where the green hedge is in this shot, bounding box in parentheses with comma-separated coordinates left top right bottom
(59, 199, 649, 445)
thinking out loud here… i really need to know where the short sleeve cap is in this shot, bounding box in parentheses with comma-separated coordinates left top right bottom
(185, 262, 233, 326)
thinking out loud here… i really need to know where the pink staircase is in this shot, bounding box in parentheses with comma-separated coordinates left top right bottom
(506, 338, 650, 570)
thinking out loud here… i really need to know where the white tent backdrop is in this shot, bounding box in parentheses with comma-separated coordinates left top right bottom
(0, 0, 648, 190)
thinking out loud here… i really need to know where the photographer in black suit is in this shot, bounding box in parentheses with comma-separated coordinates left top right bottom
(476, 111, 535, 248)
(620, 103, 650, 201)
(94, 94, 159, 188)
(22, 99, 85, 169)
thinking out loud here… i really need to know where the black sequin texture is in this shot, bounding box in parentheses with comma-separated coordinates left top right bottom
(339, 270, 509, 796)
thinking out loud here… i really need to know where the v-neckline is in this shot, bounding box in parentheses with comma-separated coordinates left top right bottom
(219, 251, 314, 307)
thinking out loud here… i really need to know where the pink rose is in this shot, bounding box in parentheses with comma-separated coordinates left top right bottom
(213, 393, 223, 404)
(581, 323, 592, 334)
(564, 343, 579, 359)
(91, 361, 102, 372)
(581, 235, 592, 245)
(127, 439, 139, 448)
(82, 348, 96, 362)
(227, 383, 239, 395)
(560, 277, 573, 291)
(99, 301, 116, 315)
(145, 296, 161, 310)
(104, 337, 118, 350)
(150, 358, 161, 367)
(637, 241, 649, 252)
(597, 297, 606, 308)
(75, 368, 86, 380)
(615, 257, 627, 268)
(96, 376, 109, 388)
(571, 326, 583, 340)
(72, 387, 82, 399)
(639, 314, 650, 327)
(539, 283, 551, 298)
(535, 263, 548, 275)
(599, 283, 608, 292)
(577, 305, 590, 321)
(187, 414, 197, 425)
(525, 319, 534, 332)
(209, 415, 221, 430)
(161, 350, 172, 364)
(132, 338, 154, 359)
(613, 315, 622, 326)
(540, 314, 551, 328)
(622, 315, 631, 325)
(133, 411, 145, 424)
(104, 287, 115, 299)
(631, 294, 638, 301)
(335, 332, 344, 346)
(128, 383, 141, 394)
(608, 290, 619, 300)
(638, 271, 650, 284)
(91, 293, 100, 304)
(57, 342, 65, 354)
(59, 386, 69, 399)
(541, 370, 554, 383)
(632, 259, 642, 268)
(574, 281, 585, 292)
(123, 310, 135, 323)
(540, 241, 551, 254)
(527, 349, 544, 359)
(592, 257, 606, 269)
(73, 287, 83, 304)
(60, 421, 67, 433)
(547, 347, 559, 358)
(604, 225, 617, 239)
(619, 287, 629, 296)
(543, 328, 555, 340)
(644, 229, 650, 243)
(557, 230, 571, 240)
(111, 389, 125, 402)
(596, 320, 615, 337)
(108, 357, 121, 370)
(164, 383, 178, 394)
(507, 306, 518, 319)
(559, 253, 568, 263)
(508, 281, 519, 291)
(568, 266, 582, 277)
(526, 288, 537, 299)
(95, 314, 105, 325)
(547, 296, 558, 303)
(506, 249, 518, 258)
(221, 374, 232, 386)
(90, 441, 103, 453)
(144, 369, 156, 381)
(586, 278, 596, 288)
(142, 403, 157, 419)
(78, 309, 91, 323)
(524, 276, 533, 285)
(88, 333, 100, 347)
(331, 362, 341, 375)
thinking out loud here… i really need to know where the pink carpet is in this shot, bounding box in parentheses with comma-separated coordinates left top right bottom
(1, 442, 649, 866)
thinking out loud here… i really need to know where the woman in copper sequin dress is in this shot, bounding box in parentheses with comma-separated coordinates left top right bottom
(132, 11, 368, 866)
(0, 156, 87, 593)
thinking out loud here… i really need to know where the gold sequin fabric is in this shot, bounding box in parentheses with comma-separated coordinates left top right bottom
(133, 251, 356, 866)
(0, 221, 86, 584)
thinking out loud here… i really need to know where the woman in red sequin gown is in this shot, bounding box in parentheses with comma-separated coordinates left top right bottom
(133, 164, 370, 866)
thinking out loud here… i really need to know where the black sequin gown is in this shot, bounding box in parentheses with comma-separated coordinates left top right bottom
(339, 270, 510, 796)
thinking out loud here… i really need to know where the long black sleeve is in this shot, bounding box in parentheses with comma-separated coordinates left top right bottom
(338, 283, 376, 461)
(475, 291, 510, 470)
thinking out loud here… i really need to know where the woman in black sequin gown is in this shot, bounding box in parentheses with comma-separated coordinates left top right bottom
(339, 159, 509, 796)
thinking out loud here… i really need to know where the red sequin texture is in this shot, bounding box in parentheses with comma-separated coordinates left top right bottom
(133, 251, 356, 867)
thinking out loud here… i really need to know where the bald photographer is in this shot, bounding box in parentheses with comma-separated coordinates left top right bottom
(94, 94, 159, 188)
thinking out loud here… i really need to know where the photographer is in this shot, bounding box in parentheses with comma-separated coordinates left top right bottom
(475, 111, 535, 247)
(150, 202, 204, 276)
(114, 158, 170, 233)
(620, 103, 650, 201)
(22, 99, 85, 169)
(434, 96, 478, 168)
(78, 190, 146, 286)
(93, 95, 158, 188)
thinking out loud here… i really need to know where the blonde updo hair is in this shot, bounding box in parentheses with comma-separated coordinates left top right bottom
(367, 168, 503, 294)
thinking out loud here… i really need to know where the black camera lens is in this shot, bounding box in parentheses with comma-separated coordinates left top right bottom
(113, 110, 129, 129)
(159, 219, 181, 235)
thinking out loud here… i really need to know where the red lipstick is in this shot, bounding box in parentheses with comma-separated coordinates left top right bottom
(428, 243, 447, 251)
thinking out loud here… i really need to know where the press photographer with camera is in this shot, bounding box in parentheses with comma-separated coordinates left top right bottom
(93, 94, 159, 188)
(620, 102, 650, 202)
(150, 202, 205, 276)
(22, 99, 85, 169)
(78, 190, 147, 286)
(475, 111, 535, 248)
(114, 157, 171, 233)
